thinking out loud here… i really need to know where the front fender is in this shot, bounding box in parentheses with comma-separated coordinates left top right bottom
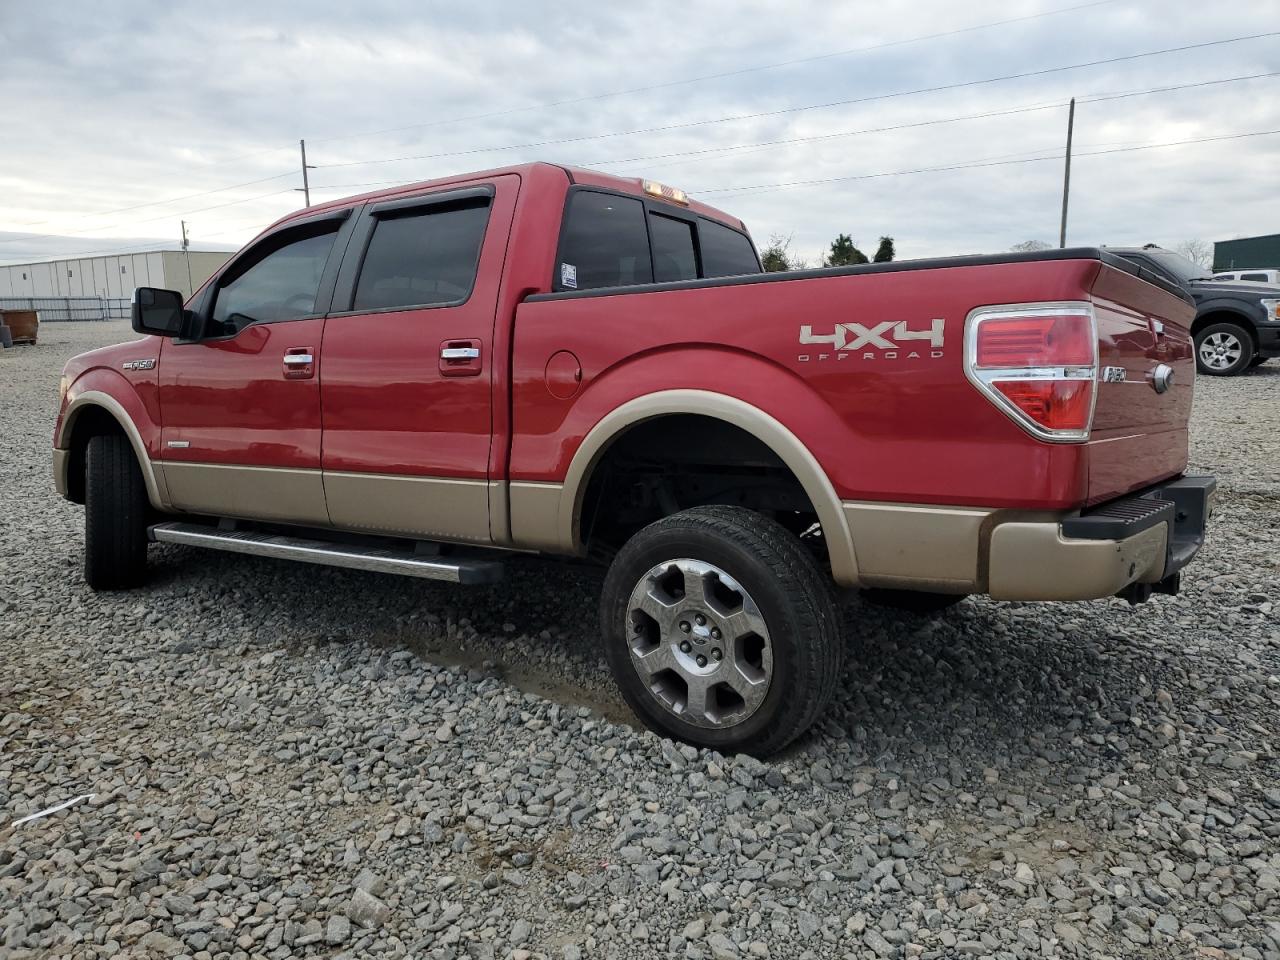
(56, 371, 170, 510)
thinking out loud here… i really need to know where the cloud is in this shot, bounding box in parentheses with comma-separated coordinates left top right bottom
(2, 0, 1277, 264)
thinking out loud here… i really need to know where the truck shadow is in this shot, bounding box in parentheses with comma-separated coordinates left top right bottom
(146, 543, 1164, 784)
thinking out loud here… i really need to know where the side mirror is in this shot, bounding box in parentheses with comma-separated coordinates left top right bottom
(131, 287, 186, 337)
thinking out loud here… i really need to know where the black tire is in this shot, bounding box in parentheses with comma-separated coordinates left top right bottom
(1194, 321, 1254, 376)
(599, 505, 842, 756)
(85, 434, 149, 590)
(860, 588, 967, 613)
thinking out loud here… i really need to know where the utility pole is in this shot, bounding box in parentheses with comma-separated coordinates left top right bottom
(1059, 98, 1075, 249)
(180, 220, 194, 294)
(299, 139, 313, 207)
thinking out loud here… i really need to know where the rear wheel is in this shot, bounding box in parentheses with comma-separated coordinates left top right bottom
(600, 506, 842, 756)
(84, 434, 149, 590)
(860, 588, 967, 613)
(1194, 322, 1254, 376)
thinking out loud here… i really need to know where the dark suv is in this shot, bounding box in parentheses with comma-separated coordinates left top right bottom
(1109, 245, 1280, 376)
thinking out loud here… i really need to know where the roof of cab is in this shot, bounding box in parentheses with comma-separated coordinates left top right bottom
(266, 161, 746, 236)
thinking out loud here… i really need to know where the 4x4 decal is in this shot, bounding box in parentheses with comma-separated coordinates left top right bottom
(798, 319, 944, 362)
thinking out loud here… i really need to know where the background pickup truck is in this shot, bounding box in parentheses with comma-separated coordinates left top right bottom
(53, 162, 1214, 755)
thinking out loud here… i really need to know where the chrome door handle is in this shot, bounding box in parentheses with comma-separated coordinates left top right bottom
(283, 354, 314, 365)
(440, 347, 480, 360)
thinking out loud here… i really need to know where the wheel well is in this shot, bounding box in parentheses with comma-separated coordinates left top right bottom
(579, 414, 822, 561)
(1192, 311, 1257, 346)
(63, 406, 128, 504)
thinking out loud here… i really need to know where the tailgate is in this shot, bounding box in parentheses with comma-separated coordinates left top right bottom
(1086, 263, 1197, 505)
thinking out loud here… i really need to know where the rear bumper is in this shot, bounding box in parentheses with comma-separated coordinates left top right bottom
(843, 475, 1216, 601)
(987, 475, 1216, 600)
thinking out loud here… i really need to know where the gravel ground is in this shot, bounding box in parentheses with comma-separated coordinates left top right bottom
(2, 321, 1278, 960)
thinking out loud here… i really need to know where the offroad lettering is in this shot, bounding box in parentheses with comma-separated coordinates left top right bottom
(798, 319, 944, 362)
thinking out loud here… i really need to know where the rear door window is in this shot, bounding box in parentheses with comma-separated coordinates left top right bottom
(558, 191, 652, 291)
(649, 213, 698, 282)
(353, 199, 490, 311)
(1241, 273, 1268, 282)
(699, 219, 761, 277)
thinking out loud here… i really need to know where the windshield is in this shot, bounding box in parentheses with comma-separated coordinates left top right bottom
(1145, 250, 1211, 283)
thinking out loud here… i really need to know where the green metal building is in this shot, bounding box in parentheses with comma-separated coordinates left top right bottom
(1213, 233, 1280, 271)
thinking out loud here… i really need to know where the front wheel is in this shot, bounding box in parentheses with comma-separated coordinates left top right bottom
(1194, 322, 1254, 376)
(599, 506, 842, 756)
(84, 434, 149, 590)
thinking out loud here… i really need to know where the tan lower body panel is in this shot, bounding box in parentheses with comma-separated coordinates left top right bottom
(52, 449, 71, 498)
(324, 471, 492, 543)
(160, 461, 329, 526)
(842, 502, 993, 592)
(987, 521, 1168, 601)
(508, 481, 566, 552)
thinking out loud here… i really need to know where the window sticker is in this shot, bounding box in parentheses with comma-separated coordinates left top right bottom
(561, 262, 578, 289)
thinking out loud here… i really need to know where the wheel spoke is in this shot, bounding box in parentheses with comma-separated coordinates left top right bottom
(631, 641, 675, 679)
(720, 607, 767, 642)
(635, 583, 680, 630)
(680, 569, 709, 608)
(684, 675, 712, 722)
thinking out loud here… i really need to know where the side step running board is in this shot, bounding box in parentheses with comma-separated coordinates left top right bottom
(149, 522, 504, 585)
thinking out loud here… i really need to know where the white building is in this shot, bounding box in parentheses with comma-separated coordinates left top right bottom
(0, 249, 233, 301)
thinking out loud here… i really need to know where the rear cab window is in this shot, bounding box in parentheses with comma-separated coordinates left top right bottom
(555, 187, 759, 292)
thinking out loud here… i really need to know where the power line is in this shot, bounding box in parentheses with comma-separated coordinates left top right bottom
(694, 128, 1280, 197)
(309, 0, 1124, 145)
(0, 188, 299, 246)
(313, 31, 1279, 171)
(599, 70, 1280, 172)
(0, 0, 1123, 240)
(6, 171, 297, 236)
(302, 70, 1279, 194)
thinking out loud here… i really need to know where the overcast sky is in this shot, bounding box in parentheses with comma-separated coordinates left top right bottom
(2, 0, 1278, 267)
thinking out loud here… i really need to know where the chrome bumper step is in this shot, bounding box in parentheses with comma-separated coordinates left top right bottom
(149, 522, 504, 585)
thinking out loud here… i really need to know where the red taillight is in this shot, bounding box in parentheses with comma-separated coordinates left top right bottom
(976, 314, 1094, 367)
(965, 305, 1098, 441)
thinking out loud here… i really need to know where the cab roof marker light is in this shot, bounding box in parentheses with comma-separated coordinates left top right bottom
(642, 179, 689, 205)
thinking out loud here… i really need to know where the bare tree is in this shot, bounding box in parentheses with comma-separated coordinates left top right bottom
(1173, 239, 1213, 270)
(760, 234, 809, 272)
(1010, 240, 1053, 252)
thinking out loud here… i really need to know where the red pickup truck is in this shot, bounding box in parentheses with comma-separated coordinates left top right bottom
(54, 162, 1214, 754)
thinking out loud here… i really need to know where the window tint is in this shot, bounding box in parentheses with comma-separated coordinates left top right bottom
(353, 200, 490, 311)
(558, 191, 652, 290)
(210, 226, 339, 335)
(650, 213, 698, 282)
(699, 219, 760, 277)
(1211, 274, 1234, 281)
(1241, 273, 1268, 282)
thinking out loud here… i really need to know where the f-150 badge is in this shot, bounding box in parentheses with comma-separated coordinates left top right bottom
(798, 319, 944, 362)
(121, 358, 156, 371)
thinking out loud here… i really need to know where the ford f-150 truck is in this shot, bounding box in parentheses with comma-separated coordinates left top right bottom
(53, 162, 1215, 755)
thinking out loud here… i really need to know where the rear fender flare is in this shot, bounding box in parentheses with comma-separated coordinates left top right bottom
(562, 389, 859, 585)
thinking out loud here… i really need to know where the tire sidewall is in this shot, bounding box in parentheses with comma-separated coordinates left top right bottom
(600, 519, 821, 752)
(1195, 322, 1254, 376)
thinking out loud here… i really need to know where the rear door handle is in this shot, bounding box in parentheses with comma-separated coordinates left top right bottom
(439, 338, 482, 377)
(283, 346, 315, 379)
